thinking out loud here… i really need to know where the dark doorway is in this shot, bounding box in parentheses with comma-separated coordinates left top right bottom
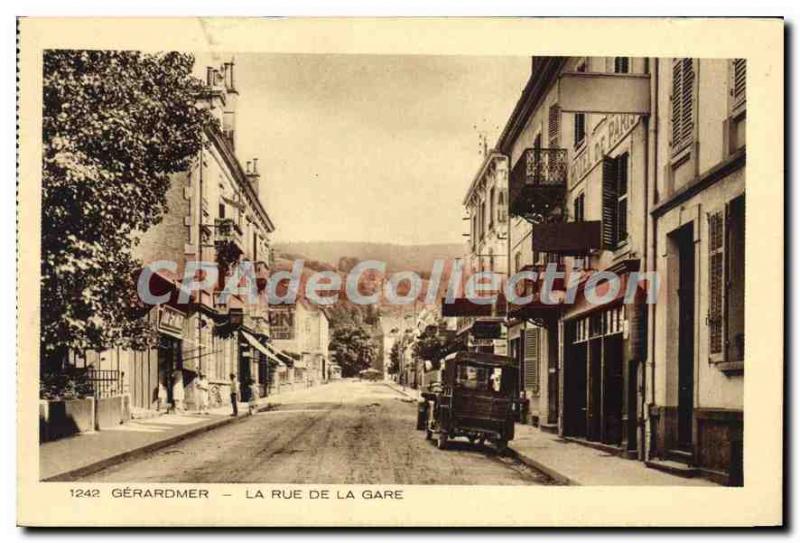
(675, 224, 696, 450)
(602, 334, 624, 445)
(587, 338, 603, 442)
(158, 335, 181, 405)
(563, 325, 587, 437)
(547, 325, 559, 425)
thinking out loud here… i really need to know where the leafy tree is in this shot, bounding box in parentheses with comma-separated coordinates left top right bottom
(387, 341, 402, 375)
(41, 50, 213, 371)
(328, 325, 377, 377)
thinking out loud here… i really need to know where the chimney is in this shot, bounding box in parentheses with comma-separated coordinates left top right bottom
(246, 158, 260, 195)
(221, 59, 238, 149)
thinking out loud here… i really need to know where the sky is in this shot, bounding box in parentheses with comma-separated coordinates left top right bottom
(227, 53, 530, 245)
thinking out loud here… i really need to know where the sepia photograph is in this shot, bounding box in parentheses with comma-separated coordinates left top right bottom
(15, 17, 783, 527)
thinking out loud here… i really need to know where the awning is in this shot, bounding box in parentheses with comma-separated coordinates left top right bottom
(241, 330, 286, 368)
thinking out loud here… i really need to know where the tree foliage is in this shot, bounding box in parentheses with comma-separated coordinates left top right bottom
(328, 325, 377, 377)
(41, 50, 213, 368)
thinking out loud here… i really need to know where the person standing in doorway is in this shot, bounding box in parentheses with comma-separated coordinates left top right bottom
(229, 373, 239, 416)
(196, 372, 209, 415)
(171, 369, 184, 413)
(247, 378, 259, 416)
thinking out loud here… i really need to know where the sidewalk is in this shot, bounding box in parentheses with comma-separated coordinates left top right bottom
(39, 385, 320, 481)
(509, 424, 718, 486)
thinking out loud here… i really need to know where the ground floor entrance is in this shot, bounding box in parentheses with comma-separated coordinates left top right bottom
(563, 306, 633, 451)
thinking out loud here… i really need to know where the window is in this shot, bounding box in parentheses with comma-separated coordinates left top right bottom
(218, 202, 226, 219)
(548, 104, 561, 148)
(489, 187, 496, 231)
(489, 248, 495, 273)
(602, 153, 629, 249)
(497, 189, 507, 223)
(573, 193, 585, 222)
(574, 63, 587, 149)
(523, 328, 540, 393)
(709, 195, 745, 363)
(514, 251, 522, 273)
(471, 215, 477, 251)
(614, 57, 630, 74)
(671, 58, 696, 155)
(730, 59, 746, 114)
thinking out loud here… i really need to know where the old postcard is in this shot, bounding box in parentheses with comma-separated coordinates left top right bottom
(17, 17, 784, 526)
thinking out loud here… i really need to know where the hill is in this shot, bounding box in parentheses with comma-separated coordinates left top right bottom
(273, 241, 464, 275)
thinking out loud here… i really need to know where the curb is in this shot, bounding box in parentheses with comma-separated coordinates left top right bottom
(506, 447, 578, 486)
(42, 403, 277, 482)
(382, 381, 416, 399)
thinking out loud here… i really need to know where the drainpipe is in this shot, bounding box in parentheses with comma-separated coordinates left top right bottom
(644, 58, 659, 460)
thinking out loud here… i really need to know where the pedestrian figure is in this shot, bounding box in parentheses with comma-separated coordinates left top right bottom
(229, 373, 239, 416)
(157, 379, 168, 412)
(247, 378, 259, 416)
(196, 372, 209, 415)
(171, 369, 184, 413)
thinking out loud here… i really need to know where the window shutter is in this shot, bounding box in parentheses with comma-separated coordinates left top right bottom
(523, 328, 540, 393)
(548, 104, 560, 148)
(731, 59, 746, 111)
(671, 58, 695, 153)
(708, 210, 725, 358)
(602, 157, 619, 249)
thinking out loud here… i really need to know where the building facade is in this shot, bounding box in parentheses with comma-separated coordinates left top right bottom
(496, 56, 744, 484)
(83, 57, 277, 413)
(647, 57, 745, 484)
(269, 300, 331, 389)
(458, 151, 509, 357)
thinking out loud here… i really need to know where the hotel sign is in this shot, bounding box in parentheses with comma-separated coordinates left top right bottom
(570, 113, 638, 187)
(158, 306, 186, 339)
(269, 306, 295, 340)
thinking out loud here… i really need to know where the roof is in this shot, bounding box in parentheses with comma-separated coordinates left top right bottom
(462, 151, 507, 206)
(444, 351, 517, 369)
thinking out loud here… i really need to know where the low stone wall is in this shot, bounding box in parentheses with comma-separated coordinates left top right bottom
(40, 395, 134, 442)
(39, 397, 95, 443)
(95, 395, 131, 430)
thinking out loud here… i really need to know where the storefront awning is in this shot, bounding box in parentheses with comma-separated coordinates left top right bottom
(241, 330, 286, 368)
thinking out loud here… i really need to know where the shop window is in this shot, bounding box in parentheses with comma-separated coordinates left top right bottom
(709, 195, 746, 364)
(601, 153, 630, 249)
(671, 58, 696, 156)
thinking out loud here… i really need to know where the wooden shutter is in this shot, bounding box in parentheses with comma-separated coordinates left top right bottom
(602, 157, 619, 249)
(731, 59, 746, 112)
(523, 328, 540, 393)
(671, 58, 695, 153)
(708, 210, 725, 359)
(548, 104, 560, 148)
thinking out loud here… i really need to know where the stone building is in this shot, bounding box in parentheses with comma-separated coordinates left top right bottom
(646, 58, 745, 484)
(83, 57, 277, 413)
(495, 55, 744, 484)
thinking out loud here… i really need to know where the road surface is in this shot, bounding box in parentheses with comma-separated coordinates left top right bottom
(83, 379, 554, 485)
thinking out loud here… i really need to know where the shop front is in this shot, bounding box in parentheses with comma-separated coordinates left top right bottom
(561, 270, 647, 458)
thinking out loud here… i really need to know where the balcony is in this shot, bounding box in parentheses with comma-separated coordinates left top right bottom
(509, 148, 568, 219)
(215, 218, 244, 248)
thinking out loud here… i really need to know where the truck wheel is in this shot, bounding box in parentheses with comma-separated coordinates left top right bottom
(495, 439, 508, 454)
(437, 432, 448, 450)
(425, 427, 433, 440)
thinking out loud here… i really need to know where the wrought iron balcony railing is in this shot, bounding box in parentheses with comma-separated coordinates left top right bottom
(509, 148, 568, 219)
(215, 218, 244, 247)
